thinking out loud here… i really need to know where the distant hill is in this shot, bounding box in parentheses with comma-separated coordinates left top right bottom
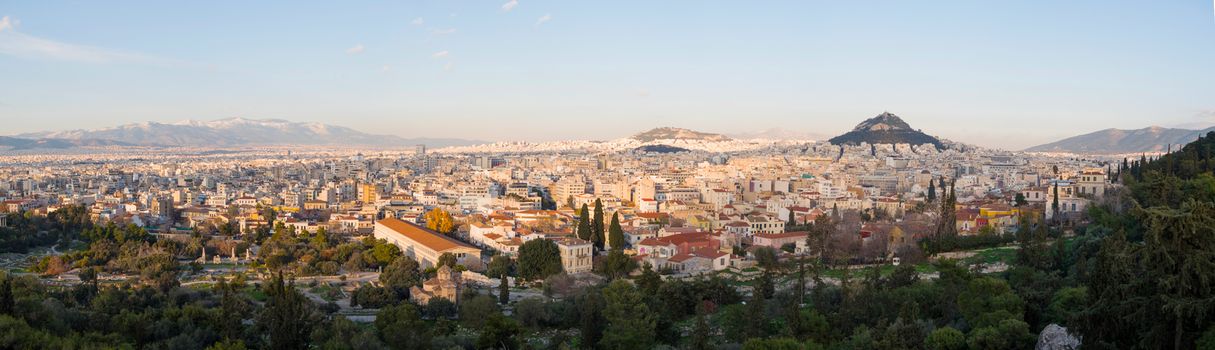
(1024, 126, 1215, 154)
(15, 117, 485, 148)
(634, 144, 692, 153)
(0, 136, 134, 150)
(828, 112, 943, 148)
(631, 127, 731, 142)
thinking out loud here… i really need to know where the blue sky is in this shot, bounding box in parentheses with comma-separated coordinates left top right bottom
(1, 1, 1213, 149)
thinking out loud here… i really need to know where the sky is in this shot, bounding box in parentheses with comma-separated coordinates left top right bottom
(1, 1, 1214, 150)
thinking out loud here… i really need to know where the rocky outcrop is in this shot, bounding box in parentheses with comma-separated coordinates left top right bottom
(1035, 324, 1081, 350)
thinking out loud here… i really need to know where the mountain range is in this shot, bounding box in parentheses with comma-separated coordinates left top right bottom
(1024, 126, 1215, 154)
(828, 112, 944, 148)
(8, 118, 484, 149)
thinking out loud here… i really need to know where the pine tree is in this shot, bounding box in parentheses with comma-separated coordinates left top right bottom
(576, 204, 592, 241)
(258, 272, 316, 350)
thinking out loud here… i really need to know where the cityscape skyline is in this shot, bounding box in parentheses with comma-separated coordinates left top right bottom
(3, 1, 1215, 149)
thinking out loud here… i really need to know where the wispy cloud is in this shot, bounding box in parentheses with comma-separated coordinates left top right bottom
(501, 0, 518, 12)
(432, 50, 449, 59)
(346, 44, 365, 54)
(0, 16, 185, 66)
(410, 17, 424, 26)
(443, 62, 454, 71)
(535, 14, 552, 27)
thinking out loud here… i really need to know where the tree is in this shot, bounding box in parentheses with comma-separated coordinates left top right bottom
(486, 255, 513, 279)
(499, 274, 510, 305)
(600, 280, 656, 349)
(258, 272, 317, 350)
(380, 256, 421, 299)
(741, 338, 806, 350)
(1014, 193, 1027, 207)
(477, 312, 522, 350)
(577, 288, 606, 348)
(608, 212, 624, 250)
(1051, 183, 1060, 224)
(517, 239, 562, 281)
(1139, 201, 1215, 349)
(592, 199, 606, 250)
(753, 246, 780, 270)
(460, 295, 501, 328)
(368, 241, 402, 268)
(745, 281, 770, 340)
(375, 304, 429, 350)
(928, 179, 937, 202)
(436, 252, 458, 268)
(576, 204, 592, 241)
(689, 306, 712, 350)
(966, 318, 1035, 350)
(310, 227, 330, 250)
(598, 249, 636, 280)
(424, 208, 454, 235)
(925, 327, 966, 350)
(635, 263, 663, 296)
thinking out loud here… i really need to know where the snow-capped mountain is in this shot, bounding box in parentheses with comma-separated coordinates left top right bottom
(436, 127, 805, 154)
(16, 117, 484, 148)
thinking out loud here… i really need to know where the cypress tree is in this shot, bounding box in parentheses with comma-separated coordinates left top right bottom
(592, 199, 605, 250)
(927, 179, 937, 202)
(577, 204, 592, 241)
(499, 274, 510, 305)
(608, 212, 624, 250)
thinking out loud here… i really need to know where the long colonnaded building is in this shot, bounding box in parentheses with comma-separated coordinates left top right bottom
(374, 217, 481, 268)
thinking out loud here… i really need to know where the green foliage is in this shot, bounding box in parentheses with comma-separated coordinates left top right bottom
(965, 318, 1035, 350)
(375, 304, 429, 350)
(957, 277, 1024, 329)
(460, 295, 501, 328)
(476, 312, 522, 350)
(924, 326, 965, 350)
(436, 252, 458, 268)
(608, 212, 624, 250)
(576, 204, 592, 241)
(597, 249, 637, 280)
(592, 199, 605, 250)
(380, 256, 421, 299)
(517, 239, 562, 281)
(486, 255, 513, 279)
(600, 280, 656, 349)
(258, 273, 319, 350)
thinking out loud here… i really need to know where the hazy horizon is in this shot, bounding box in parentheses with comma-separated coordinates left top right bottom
(3, 1, 1215, 149)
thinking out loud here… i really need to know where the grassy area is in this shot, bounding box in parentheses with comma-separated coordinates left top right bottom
(963, 246, 1017, 265)
(246, 287, 268, 302)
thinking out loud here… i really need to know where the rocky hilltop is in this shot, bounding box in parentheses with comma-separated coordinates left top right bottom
(828, 112, 943, 148)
